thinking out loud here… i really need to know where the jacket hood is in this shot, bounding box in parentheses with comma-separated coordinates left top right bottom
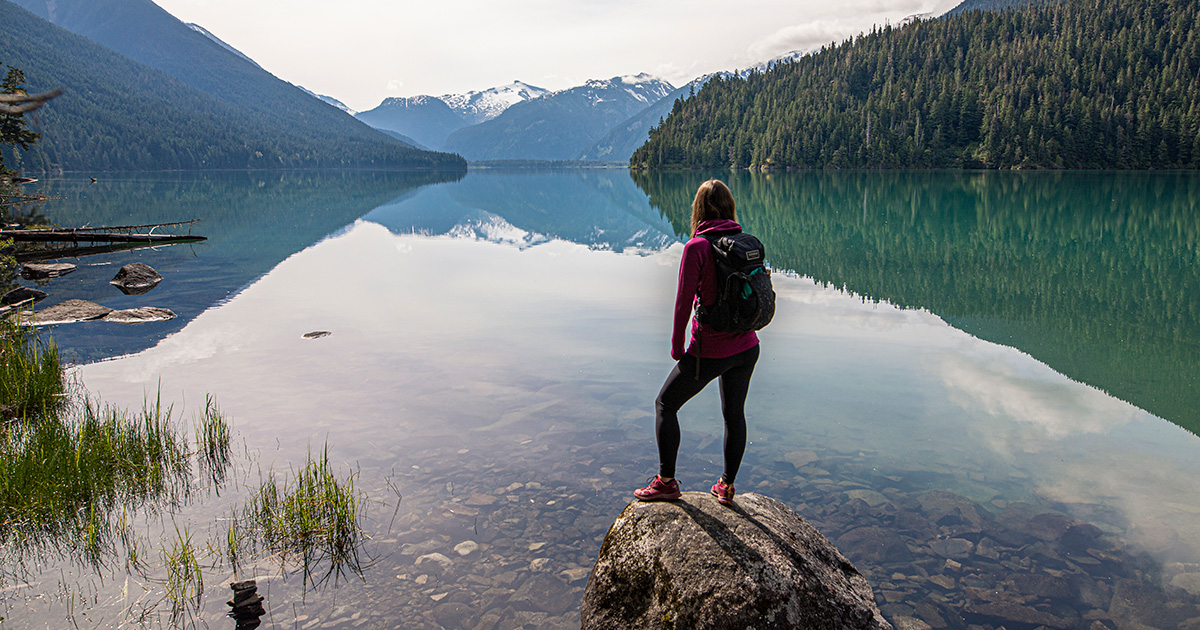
(695, 219, 743, 236)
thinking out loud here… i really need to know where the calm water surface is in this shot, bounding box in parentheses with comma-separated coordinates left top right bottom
(5, 170, 1199, 629)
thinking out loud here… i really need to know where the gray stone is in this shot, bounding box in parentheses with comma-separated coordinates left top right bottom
(22, 299, 112, 326)
(1, 287, 46, 306)
(20, 262, 76, 280)
(581, 492, 892, 630)
(414, 552, 453, 575)
(1171, 573, 1200, 597)
(1011, 572, 1071, 599)
(930, 538, 974, 560)
(1109, 578, 1190, 630)
(109, 262, 162, 295)
(964, 601, 1073, 629)
(846, 489, 890, 507)
(892, 616, 932, 630)
(103, 307, 176, 324)
(839, 526, 914, 564)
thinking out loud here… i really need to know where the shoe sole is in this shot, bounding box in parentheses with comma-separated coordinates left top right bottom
(634, 492, 682, 502)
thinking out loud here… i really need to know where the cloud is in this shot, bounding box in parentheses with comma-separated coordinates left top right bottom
(932, 347, 1144, 448)
(386, 79, 405, 92)
(746, 20, 861, 61)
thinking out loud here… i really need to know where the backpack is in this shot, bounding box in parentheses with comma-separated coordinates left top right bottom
(695, 231, 776, 333)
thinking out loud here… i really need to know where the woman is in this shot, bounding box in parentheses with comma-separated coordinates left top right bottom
(634, 179, 760, 506)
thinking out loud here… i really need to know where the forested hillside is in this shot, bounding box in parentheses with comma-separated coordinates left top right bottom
(0, 1, 464, 172)
(633, 0, 1200, 170)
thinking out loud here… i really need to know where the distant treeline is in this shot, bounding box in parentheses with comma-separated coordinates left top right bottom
(632, 0, 1200, 170)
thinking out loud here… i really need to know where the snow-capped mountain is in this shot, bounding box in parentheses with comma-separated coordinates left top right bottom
(297, 86, 356, 115)
(579, 75, 710, 161)
(440, 81, 549, 125)
(443, 74, 675, 161)
(601, 73, 675, 105)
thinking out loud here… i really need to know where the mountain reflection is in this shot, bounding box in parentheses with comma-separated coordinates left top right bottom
(362, 170, 677, 253)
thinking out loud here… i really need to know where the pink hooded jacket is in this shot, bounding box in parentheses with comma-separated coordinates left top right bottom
(671, 219, 761, 360)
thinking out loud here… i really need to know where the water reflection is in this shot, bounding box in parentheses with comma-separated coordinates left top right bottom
(364, 170, 677, 252)
(9, 170, 1199, 629)
(15, 170, 462, 363)
(634, 170, 1200, 434)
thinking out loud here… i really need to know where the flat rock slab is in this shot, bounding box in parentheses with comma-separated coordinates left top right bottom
(110, 262, 162, 295)
(23, 299, 112, 326)
(581, 491, 893, 630)
(103, 307, 176, 324)
(20, 262, 76, 280)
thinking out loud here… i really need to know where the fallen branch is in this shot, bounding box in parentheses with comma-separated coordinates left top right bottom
(0, 89, 63, 115)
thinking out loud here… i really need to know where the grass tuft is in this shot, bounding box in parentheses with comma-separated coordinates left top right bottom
(0, 317, 64, 423)
(226, 445, 365, 585)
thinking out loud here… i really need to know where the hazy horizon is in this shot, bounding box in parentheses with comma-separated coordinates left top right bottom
(153, 0, 962, 112)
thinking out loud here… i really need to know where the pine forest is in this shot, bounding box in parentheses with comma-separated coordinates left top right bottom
(632, 0, 1200, 170)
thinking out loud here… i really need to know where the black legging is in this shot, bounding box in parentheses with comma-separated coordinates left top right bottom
(655, 344, 760, 484)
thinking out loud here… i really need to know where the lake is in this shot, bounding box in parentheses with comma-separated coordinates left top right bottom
(4, 169, 1199, 629)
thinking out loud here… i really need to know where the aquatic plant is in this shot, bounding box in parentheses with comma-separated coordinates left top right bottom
(225, 446, 365, 585)
(0, 387, 236, 577)
(0, 317, 64, 423)
(164, 525, 205, 617)
(0, 395, 191, 567)
(194, 394, 232, 488)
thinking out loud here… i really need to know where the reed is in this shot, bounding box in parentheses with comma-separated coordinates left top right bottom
(225, 446, 365, 584)
(0, 395, 194, 566)
(194, 394, 231, 487)
(0, 317, 64, 423)
(164, 525, 205, 615)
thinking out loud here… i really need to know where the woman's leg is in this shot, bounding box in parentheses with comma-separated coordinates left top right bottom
(655, 355, 718, 479)
(716, 345, 760, 485)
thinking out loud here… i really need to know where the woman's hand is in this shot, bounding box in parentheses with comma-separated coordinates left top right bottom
(671, 347, 685, 361)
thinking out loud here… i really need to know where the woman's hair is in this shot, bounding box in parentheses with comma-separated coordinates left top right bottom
(691, 179, 737, 235)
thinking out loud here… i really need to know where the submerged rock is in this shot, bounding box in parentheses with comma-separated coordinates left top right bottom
(581, 492, 892, 630)
(22, 299, 112, 325)
(19, 262, 76, 280)
(109, 262, 162, 295)
(103, 307, 176, 324)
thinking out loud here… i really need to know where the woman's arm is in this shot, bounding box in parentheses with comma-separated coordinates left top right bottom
(671, 239, 705, 360)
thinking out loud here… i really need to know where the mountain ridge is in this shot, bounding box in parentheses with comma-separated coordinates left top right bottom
(0, 0, 463, 171)
(443, 75, 674, 161)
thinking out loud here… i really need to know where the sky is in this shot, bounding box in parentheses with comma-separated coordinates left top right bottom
(153, 0, 963, 112)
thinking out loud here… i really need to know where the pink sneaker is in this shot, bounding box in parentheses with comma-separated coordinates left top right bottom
(710, 479, 735, 505)
(634, 476, 681, 501)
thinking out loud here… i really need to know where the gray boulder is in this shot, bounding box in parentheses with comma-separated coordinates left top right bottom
(20, 262, 76, 280)
(22, 299, 112, 326)
(103, 307, 176, 324)
(109, 263, 162, 295)
(581, 492, 893, 630)
(1, 287, 47, 306)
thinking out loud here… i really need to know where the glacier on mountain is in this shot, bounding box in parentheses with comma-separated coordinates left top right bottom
(440, 81, 550, 125)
